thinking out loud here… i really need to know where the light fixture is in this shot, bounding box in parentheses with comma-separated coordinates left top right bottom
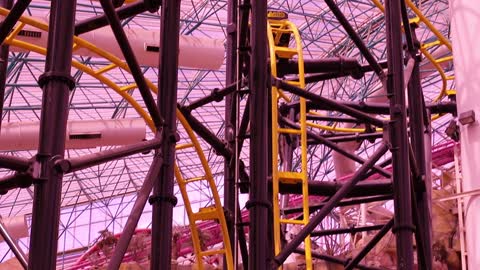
(445, 120, 460, 142)
(458, 110, 476, 125)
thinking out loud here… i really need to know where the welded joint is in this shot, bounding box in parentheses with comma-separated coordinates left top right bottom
(54, 159, 71, 174)
(38, 71, 76, 90)
(245, 199, 272, 210)
(144, 0, 161, 13)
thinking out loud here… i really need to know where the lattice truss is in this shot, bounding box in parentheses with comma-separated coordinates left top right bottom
(0, 0, 455, 268)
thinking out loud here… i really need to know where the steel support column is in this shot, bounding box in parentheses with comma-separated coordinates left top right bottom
(385, 0, 414, 268)
(0, 0, 12, 133)
(224, 0, 237, 268)
(248, 0, 270, 269)
(28, 0, 77, 269)
(407, 29, 433, 270)
(150, 0, 181, 269)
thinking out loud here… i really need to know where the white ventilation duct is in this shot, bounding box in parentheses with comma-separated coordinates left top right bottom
(0, 118, 146, 151)
(5, 16, 225, 70)
(450, 0, 480, 268)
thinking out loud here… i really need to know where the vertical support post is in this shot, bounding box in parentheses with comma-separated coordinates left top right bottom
(0, 0, 12, 133)
(407, 40, 433, 269)
(248, 0, 270, 269)
(385, 0, 414, 269)
(224, 0, 237, 267)
(28, 0, 77, 269)
(150, 0, 181, 269)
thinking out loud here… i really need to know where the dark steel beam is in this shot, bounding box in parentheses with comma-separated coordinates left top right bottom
(75, 1, 149, 35)
(59, 138, 162, 173)
(0, 154, 30, 171)
(99, 0, 163, 129)
(282, 194, 393, 216)
(280, 116, 390, 177)
(278, 179, 392, 197)
(248, 0, 270, 269)
(273, 78, 385, 127)
(385, 0, 414, 268)
(295, 249, 383, 270)
(0, 0, 12, 133)
(344, 218, 395, 270)
(407, 26, 433, 270)
(310, 133, 383, 144)
(28, 0, 77, 268)
(0, 172, 33, 193)
(311, 223, 386, 237)
(296, 99, 456, 115)
(273, 143, 388, 266)
(186, 83, 238, 111)
(323, 0, 386, 79)
(224, 0, 242, 268)
(107, 155, 163, 270)
(305, 114, 361, 124)
(276, 57, 362, 78)
(0, 0, 31, 46)
(150, 0, 181, 269)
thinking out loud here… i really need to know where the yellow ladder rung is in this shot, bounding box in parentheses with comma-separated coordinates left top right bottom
(94, 63, 118, 75)
(278, 171, 304, 184)
(120, 83, 137, 92)
(176, 143, 195, 150)
(285, 81, 301, 87)
(199, 249, 226, 257)
(271, 28, 294, 34)
(192, 206, 218, 221)
(409, 17, 420, 24)
(280, 219, 306, 225)
(277, 128, 301, 135)
(446, 76, 455, 81)
(446, 90, 456, 95)
(435, 56, 453, 64)
(422, 40, 441, 49)
(274, 46, 298, 59)
(185, 175, 206, 183)
(5, 22, 25, 43)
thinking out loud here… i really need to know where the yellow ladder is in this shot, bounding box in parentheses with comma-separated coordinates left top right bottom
(0, 8, 234, 270)
(267, 14, 312, 269)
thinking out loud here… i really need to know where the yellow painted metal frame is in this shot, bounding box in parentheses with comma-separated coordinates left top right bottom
(0, 8, 233, 270)
(268, 18, 312, 269)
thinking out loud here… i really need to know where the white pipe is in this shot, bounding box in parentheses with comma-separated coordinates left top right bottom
(450, 0, 480, 268)
(0, 215, 28, 242)
(0, 118, 146, 151)
(5, 15, 224, 70)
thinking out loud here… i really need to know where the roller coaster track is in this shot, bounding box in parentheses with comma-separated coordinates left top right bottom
(0, 8, 232, 270)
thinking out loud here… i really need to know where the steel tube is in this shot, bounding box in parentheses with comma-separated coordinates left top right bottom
(311, 223, 386, 237)
(107, 155, 163, 270)
(99, 0, 163, 129)
(150, 0, 181, 269)
(385, 0, 414, 268)
(0, 218, 27, 269)
(407, 29, 432, 270)
(0, 154, 29, 171)
(274, 78, 385, 127)
(344, 218, 395, 270)
(0, 0, 31, 45)
(282, 194, 393, 215)
(295, 249, 383, 270)
(63, 138, 162, 173)
(224, 0, 238, 268)
(28, 0, 77, 268)
(278, 179, 392, 197)
(274, 143, 388, 266)
(248, 0, 270, 269)
(280, 116, 390, 177)
(323, 0, 386, 79)
(75, 1, 148, 35)
(0, 0, 12, 134)
(0, 173, 33, 192)
(186, 83, 237, 111)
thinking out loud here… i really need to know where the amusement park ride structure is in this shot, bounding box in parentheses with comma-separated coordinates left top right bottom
(0, 0, 471, 269)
